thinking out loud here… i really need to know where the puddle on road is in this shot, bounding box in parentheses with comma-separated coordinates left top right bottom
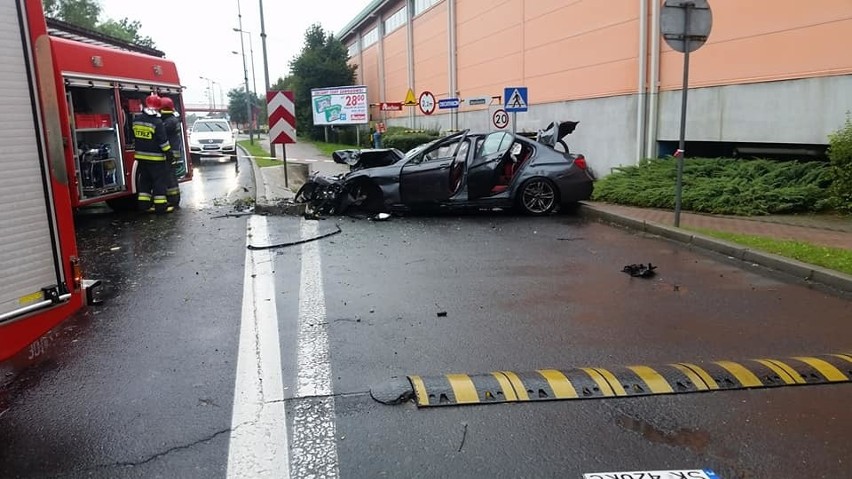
(615, 413, 711, 454)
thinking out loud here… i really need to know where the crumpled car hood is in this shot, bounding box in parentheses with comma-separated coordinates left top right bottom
(333, 148, 403, 171)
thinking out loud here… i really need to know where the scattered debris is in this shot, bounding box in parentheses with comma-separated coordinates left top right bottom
(622, 263, 657, 278)
(458, 423, 468, 452)
(247, 225, 342, 250)
(437, 311, 448, 317)
(556, 237, 584, 241)
(372, 212, 392, 221)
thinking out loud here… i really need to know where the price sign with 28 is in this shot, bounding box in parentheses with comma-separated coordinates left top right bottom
(310, 85, 369, 125)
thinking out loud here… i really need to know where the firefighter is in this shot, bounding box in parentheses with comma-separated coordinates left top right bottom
(160, 96, 182, 208)
(133, 94, 174, 214)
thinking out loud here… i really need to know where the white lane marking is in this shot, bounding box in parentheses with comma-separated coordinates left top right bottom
(227, 215, 290, 479)
(291, 219, 340, 478)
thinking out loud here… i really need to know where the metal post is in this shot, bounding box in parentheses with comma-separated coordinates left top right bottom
(282, 143, 288, 187)
(259, 0, 276, 157)
(236, 0, 253, 145)
(512, 111, 517, 134)
(673, 3, 692, 228)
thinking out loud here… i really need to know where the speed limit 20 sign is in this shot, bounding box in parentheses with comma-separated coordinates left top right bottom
(492, 108, 509, 129)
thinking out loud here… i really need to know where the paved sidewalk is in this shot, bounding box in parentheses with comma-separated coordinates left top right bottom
(586, 202, 852, 250)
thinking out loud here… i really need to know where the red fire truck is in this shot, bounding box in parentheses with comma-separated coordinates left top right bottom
(1, 0, 188, 366)
(46, 15, 193, 210)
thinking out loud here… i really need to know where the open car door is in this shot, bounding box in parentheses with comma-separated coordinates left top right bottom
(467, 131, 514, 199)
(400, 130, 468, 204)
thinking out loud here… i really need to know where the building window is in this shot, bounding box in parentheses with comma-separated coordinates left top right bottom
(362, 27, 379, 48)
(384, 6, 407, 34)
(414, 0, 440, 16)
(347, 42, 359, 57)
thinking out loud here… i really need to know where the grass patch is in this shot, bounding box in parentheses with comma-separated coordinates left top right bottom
(689, 227, 852, 275)
(238, 140, 280, 168)
(593, 158, 832, 216)
(302, 138, 360, 157)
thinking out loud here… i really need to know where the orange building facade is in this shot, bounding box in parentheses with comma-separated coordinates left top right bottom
(340, 0, 852, 173)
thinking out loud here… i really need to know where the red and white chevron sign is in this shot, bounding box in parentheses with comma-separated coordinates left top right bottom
(267, 90, 296, 144)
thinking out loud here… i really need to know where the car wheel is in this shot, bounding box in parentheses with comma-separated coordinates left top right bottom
(518, 178, 559, 215)
(349, 180, 384, 213)
(191, 153, 201, 165)
(294, 182, 317, 203)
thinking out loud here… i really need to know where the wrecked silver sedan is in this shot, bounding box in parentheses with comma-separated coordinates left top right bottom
(294, 121, 595, 216)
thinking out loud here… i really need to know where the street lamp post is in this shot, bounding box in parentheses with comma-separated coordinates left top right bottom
(233, 28, 258, 110)
(235, 0, 253, 144)
(259, 0, 277, 159)
(199, 75, 215, 110)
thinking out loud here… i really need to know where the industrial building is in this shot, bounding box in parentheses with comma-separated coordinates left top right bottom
(338, 0, 852, 174)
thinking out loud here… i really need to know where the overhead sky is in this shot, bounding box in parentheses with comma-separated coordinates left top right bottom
(98, 0, 371, 107)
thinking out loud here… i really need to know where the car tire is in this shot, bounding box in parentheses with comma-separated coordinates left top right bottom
(294, 182, 317, 203)
(191, 153, 201, 165)
(349, 180, 384, 213)
(517, 178, 559, 216)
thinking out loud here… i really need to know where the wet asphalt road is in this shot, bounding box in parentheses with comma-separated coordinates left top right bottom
(1, 153, 851, 478)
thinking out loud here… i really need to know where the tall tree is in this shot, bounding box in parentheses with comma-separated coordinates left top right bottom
(227, 88, 263, 128)
(42, 0, 157, 48)
(43, 0, 100, 29)
(288, 24, 357, 139)
(97, 18, 156, 48)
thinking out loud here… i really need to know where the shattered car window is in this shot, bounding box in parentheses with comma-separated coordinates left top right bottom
(477, 132, 513, 157)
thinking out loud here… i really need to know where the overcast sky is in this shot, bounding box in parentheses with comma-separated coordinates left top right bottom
(98, 0, 370, 107)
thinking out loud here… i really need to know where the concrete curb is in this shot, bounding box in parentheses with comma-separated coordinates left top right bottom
(580, 203, 852, 293)
(240, 145, 309, 215)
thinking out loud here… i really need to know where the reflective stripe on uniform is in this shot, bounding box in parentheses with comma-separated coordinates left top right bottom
(166, 188, 180, 195)
(153, 196, 168, 204)
(160, 141, 171, 151)
(137, 192, 152, 200)
(136, 151, 166, 161)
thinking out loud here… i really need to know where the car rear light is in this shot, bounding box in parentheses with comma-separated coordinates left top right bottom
(574, 155, 587, 170)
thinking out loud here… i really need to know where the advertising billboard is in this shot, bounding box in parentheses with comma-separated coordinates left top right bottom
(311, 85, 369, 125)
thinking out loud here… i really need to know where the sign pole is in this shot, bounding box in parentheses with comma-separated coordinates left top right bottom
(512, 111, 517, 134)
(282, 143, 288, 187)
(673, 3, 692, 228)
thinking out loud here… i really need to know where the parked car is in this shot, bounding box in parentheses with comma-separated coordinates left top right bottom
(295, 121, 595, 216)
(188, 118, 236, 162)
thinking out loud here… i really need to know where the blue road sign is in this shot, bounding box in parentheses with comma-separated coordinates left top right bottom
(438, 98, 460, 109)
(504, 87, 528, 112)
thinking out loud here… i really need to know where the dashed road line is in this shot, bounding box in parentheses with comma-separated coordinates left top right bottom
(291, 220, 339, 478)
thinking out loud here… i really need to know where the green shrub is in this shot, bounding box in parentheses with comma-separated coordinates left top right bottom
(592, 157, 832, 216)
(827, 117, 852, 212)
(383, 131, 440, 152)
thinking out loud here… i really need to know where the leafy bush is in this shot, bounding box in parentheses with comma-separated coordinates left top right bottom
(827, 117, 852, 212)
(592, 157, 832, 215)
(382, 129, 441, 152)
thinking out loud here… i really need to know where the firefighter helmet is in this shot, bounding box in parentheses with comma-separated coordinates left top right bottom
(145, 94, 162, 110)
(160, 97, 175, 111)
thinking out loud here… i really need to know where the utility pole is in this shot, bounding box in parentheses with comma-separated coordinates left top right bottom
(259, 0, 277, 158)
(236, 0, 253, 144)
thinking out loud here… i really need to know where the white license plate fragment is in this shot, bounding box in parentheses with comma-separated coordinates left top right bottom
(583, 470, 719, 479)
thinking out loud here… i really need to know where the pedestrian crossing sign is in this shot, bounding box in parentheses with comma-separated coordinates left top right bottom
(504, 87, 528, 112)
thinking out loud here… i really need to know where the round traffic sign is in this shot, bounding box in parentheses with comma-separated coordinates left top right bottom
(492, 108, 509, 129)
(661, 0, 712, 53)
(418, 91, 436, 115)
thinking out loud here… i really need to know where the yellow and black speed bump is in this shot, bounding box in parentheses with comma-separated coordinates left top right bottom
(406, 353, 852, 407)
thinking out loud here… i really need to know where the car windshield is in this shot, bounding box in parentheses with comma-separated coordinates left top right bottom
(194, 122, 230, 133)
